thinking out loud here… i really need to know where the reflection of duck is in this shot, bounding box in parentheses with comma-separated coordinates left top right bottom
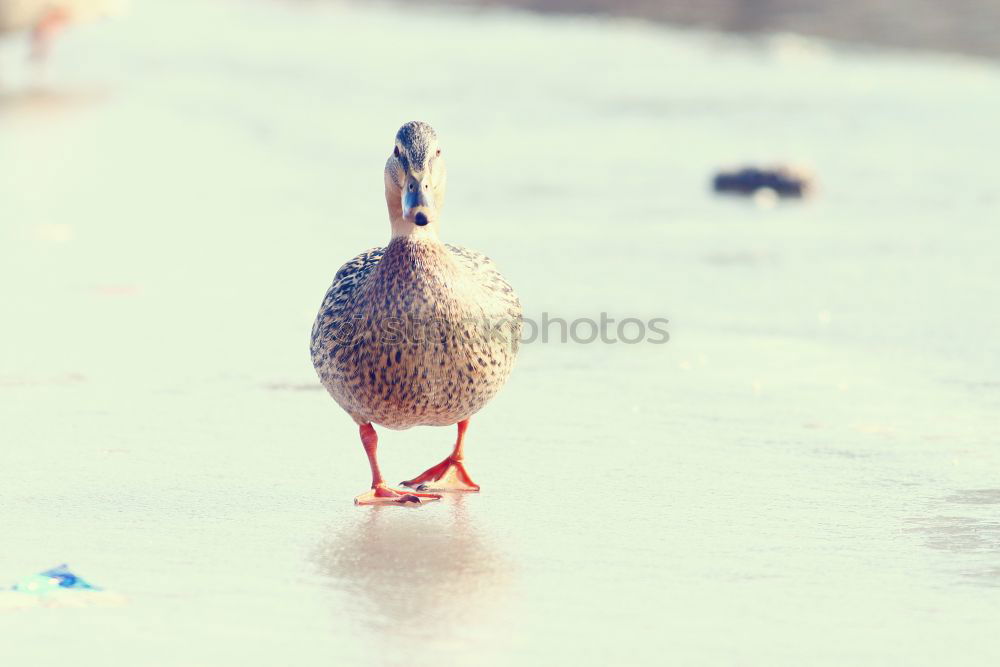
(312, 497, 510, 632)
(0, 1, 123, 61)
(310, 121, 522, 506)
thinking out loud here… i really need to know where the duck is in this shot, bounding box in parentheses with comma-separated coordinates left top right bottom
(0, 1, 123, 61)
(310, 121, 522, 506)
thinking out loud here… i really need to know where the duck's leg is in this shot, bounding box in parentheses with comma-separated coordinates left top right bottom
(29, 7, 70, 62)
(354, 423, 441, 506)
(401, 419, 480, 492)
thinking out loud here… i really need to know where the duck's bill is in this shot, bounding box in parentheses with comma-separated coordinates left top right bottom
(402, 185, 436, 226)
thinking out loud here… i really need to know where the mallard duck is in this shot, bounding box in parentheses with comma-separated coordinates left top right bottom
(311, 121, 522, 506)
(0, 0, 123, 61)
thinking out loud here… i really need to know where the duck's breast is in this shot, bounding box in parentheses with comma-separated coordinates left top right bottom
(311, 240, 521, 428)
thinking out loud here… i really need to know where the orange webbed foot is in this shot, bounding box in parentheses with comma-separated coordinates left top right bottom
(354, 484, 441, 506)
(401, 457, 480, 493)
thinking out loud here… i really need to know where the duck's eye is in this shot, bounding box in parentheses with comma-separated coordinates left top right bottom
(394, 146, 400, 158)
(436, 149, 442, 157)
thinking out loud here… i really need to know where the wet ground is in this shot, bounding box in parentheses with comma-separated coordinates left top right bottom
(1, 1, 999, 664)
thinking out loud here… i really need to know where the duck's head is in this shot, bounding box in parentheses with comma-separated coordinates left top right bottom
(384, 121, 447, 237)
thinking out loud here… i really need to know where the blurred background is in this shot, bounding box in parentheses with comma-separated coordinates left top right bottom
(433, 0, 1000, 58)
(1, 1, 999, 665)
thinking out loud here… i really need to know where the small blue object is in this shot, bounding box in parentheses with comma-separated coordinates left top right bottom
(11, 564, 100, 594)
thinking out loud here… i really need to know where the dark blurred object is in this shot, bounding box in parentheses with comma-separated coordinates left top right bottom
(426, 0, 1000, 60)
(712, 165, 813, 199)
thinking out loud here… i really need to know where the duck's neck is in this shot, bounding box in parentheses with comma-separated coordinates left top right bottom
(377, 235, 457, 282)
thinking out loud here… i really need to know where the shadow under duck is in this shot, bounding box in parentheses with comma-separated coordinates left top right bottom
(310, 121, 522, 506)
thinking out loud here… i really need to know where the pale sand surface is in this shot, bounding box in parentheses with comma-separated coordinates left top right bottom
(1, 1, 999, 665)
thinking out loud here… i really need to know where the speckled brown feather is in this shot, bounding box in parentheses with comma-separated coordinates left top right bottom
(311, 237, 521, 429)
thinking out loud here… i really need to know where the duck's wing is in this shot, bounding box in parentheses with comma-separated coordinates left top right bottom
(445, 243, 522, 318)
(312, 247, 385, 346)
(325, 246, 385, 307)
